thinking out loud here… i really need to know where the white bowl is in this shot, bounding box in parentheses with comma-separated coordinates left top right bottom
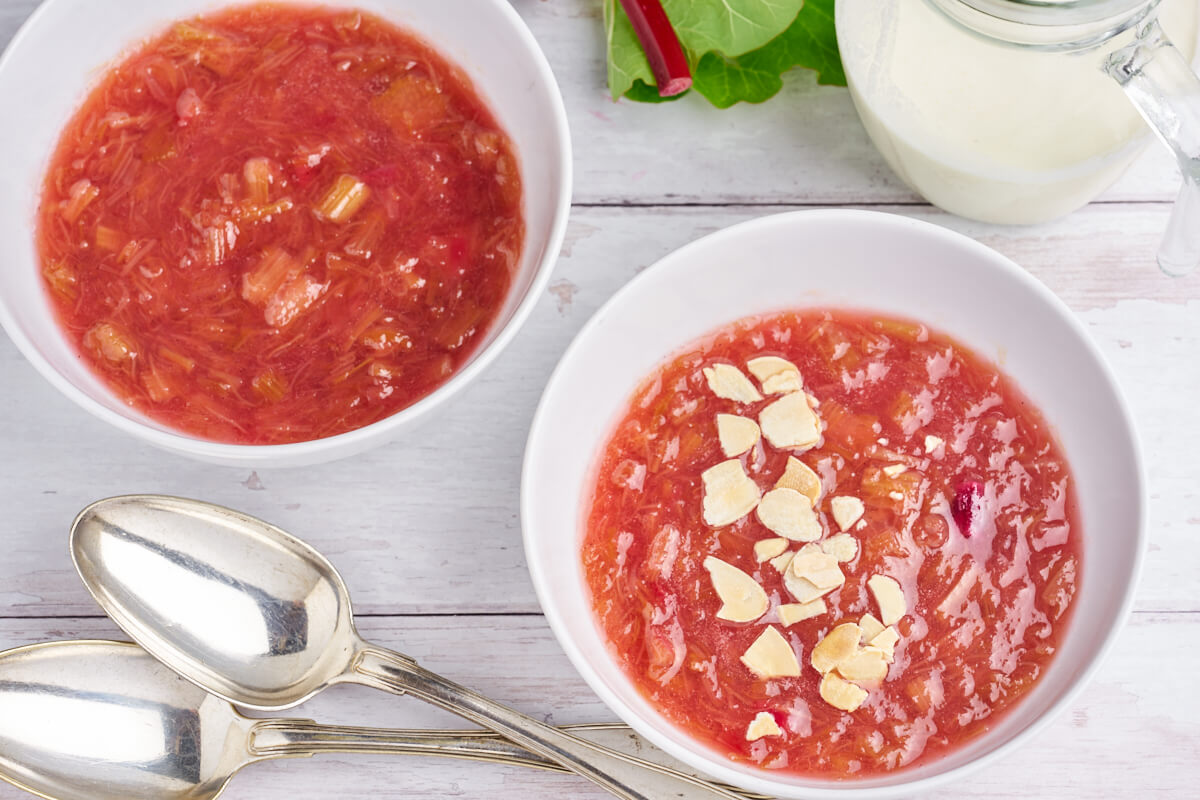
(0, 0, 571, 467)
(522, 210, 1145, 798)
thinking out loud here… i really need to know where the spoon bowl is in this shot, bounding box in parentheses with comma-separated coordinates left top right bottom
(0, 640, 249, 800)
(70, 495, 356, 709)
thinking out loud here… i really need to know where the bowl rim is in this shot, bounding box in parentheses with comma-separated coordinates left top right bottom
(0, 0, 573, 466)
(520, 208, 1147, 798)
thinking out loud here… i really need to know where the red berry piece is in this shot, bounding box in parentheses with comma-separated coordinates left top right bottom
(951, 481, 985, 537)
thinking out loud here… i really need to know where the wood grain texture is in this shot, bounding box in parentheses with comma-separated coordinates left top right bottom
(1, 1, 1198, 798)
(0, 613, 1196, 799)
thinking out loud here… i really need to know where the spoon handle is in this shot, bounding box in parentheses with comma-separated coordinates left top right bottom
(351, 646, 747, 800)
(247, 720, 767, 799)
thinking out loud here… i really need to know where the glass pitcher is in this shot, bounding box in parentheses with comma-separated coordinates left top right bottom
(835, 0, 1200, 275)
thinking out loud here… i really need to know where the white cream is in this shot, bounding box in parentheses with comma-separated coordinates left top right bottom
(835, 0, 1199, 224)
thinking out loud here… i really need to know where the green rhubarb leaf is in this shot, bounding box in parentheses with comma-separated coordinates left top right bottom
(692, 0, 845, 108)
(664, 0, 806, 58)
(771, 0, 844, 87)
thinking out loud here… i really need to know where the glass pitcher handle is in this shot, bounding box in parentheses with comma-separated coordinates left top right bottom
(1105, 17, 1200, 276)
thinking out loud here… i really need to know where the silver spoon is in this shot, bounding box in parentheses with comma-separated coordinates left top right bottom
(70, 495, 744, 800)
(0, 641, 764, 800)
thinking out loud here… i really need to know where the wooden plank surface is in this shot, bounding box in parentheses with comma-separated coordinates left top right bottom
(1, 1, 1197, 799)
(0, 614, 1195, 799)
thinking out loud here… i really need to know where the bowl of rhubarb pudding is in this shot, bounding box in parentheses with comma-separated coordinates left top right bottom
(522, 210, 1144, 797)
(0, 0, 570, 466)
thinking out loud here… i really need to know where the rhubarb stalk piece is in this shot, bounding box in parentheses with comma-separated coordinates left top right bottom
(617, 0, 693, 97)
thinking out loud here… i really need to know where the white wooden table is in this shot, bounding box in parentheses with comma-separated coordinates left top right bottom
(1, 2, 1197, 797)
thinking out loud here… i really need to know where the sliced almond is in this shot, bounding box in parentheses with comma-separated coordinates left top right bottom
(757, 488, 822, 542)
(868, 574, 907, 626)
(769, 550, 795, 573)
(858, 613, 886, 643)
(778, 599, 826, 626)
(716, 414, 761, 457)
(754, 537, 789, 563)
(747, 356, 803, 395)
(704, 363, 762, 404)
(745, 711, 782, 741)
(868, 626, 900, 662)
(925, 434, 945, 454)
(882, 463, 907, 478)
(836, 648, 889, 683)
(759, 392, 821, 451)
(740, 626, 801, 679)
(701, 460, 761, 527)
(774, 456, 821, 504)
(790, 544, 845, 590)
(820, 533, 858, 563)
(703, 556, 769, 623)
(811, 622, 862, 673)
(829, 496, 865, 532)
(763, 375, 802, 395)
(820, 672, 868, 712)
(784, 572, 831, 604)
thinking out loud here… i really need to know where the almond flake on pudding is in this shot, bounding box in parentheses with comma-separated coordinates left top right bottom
(775, 456, 822, 504)
(757, 488, 822, 541)
(925, 434, 945, 454)
(858, 613, 886, 643)
(747, 356, 803, 395)
(868, 574, 907, 626)
(703, 363, 763, 404)
(829, 496, 865, 532)
(763, 374, 802, 396)
(836, 648, 889, 683)
(701, 459, 762, 527)
(754, 537, 790, 563)
(790, 544, 845, 590)
(868, 627, 900, 662)
(759, 392, 821, 450)
(703, 556, 769, 623)
(882, 463, 908, 478)
(745, 711, 782, 741)
(740, 626, 801, 679)
(819, 672, 868, 712)
(784, 572, 831, 604)
(769, 550, 796, 573)
(811, 622, 862, 673)
(820, 533, 859, 563)
(778, 599, 826, 626)
(716, 413, 761, 457)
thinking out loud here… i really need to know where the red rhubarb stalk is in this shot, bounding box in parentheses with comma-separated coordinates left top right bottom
(618, 0, 693, 97)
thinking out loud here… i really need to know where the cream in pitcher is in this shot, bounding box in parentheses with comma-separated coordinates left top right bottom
(835, 0, 1199, 229)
